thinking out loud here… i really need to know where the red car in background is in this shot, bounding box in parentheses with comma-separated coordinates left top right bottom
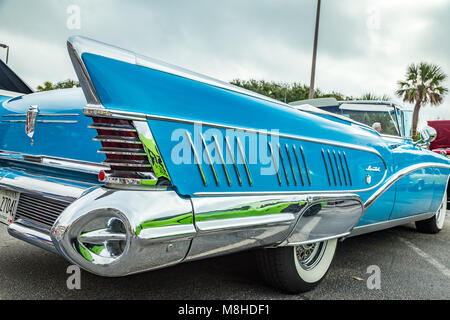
(428, 120, 450, 157)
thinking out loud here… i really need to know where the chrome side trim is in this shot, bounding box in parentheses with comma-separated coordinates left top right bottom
(187, 193, 363, 260)
(364, 163, 450, 211)
(196, 214, 295, 232)
(185, 130, 207, 186)
(38, 120, 78, 124)
(0, 150, 107, 174)
(349, 212, 436, 237)
(2, 114, 27, 117)
(3, 114, 80, 117)
(1, 120, 78, 124)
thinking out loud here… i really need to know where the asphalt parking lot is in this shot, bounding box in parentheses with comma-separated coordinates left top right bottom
(0, 212, 449, 300)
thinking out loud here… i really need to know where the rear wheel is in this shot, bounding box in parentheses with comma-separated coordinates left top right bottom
(256, 239, 337, 293)
(416, 192, 447, 234)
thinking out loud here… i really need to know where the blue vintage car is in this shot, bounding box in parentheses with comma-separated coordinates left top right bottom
(0, 36, 448, 293)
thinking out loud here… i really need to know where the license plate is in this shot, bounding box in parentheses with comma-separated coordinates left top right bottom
(0, 188, 20, 226)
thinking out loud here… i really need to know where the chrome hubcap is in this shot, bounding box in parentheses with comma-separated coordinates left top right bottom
(295, 241, 327, 270)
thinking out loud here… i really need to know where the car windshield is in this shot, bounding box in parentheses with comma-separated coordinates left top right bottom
(321, 103, 401, 136)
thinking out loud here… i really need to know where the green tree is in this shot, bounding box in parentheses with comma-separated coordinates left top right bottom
(396, 62, 448, 136)
(230, 79, 351, 104)
(37, 79, 80, 91)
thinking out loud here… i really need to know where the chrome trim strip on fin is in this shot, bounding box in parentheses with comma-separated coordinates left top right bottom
(185, 130, 207, 186)
(200, 133, 219, 186)
(268, 143, 282, 185)
(327, 150, 337, 185)
(278, 144, 290, 186)
(225, 136, 242, 186)
(343, 152, 352, 185)
(321, 149, 331, 186)
(213, 135, 231, 186)
(236, 137, 252, 186)
(285, 145, 298, 186)
(300, 146, 311, 186)
(333, 151, 342, 186)
(293, 146, 305, 186)
(338, 152, 348, 186)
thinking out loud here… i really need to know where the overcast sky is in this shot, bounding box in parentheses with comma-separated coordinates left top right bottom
(0, 0, 449, 126)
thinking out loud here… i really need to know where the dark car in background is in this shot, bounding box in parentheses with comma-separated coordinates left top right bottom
(428, 120, 450, 157)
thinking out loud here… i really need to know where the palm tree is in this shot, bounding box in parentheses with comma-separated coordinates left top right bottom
(396, 62, 448, 136)
(359, 93, 391, 101)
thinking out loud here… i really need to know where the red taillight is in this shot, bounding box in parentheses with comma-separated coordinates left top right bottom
(98, 170, 106, 182)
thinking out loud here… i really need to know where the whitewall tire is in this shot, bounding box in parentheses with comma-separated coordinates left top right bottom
(256, 239, 338, 293)
(416, 191, 447, 234)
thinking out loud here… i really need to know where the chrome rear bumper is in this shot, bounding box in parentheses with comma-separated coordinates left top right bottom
(8, 220, 58, 254)
(1, 166, 365, 277)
